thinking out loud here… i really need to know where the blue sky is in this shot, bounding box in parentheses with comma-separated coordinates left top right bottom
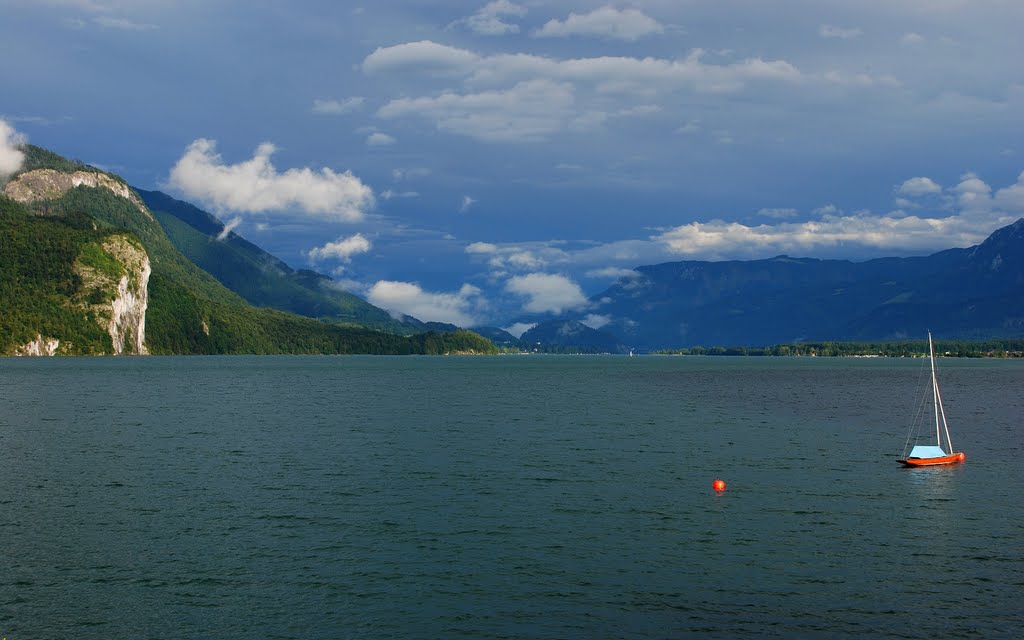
(2, 0, 1023, 328)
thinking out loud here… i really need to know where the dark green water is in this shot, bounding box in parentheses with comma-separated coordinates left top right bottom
(1, 355, 1021, 638)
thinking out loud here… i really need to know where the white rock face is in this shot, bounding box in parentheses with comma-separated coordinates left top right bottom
(15, 335, 60, 356)
(2, 168, 154, 220)
(101, 236, 151, 355)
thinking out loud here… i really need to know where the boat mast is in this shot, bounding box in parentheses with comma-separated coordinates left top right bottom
(928, 331, 956, 453)
(929, 331, 942, 448)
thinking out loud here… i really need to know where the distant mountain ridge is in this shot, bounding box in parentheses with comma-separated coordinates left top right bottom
(473, 321, 627, 353)
(567, 218, 1024, 349)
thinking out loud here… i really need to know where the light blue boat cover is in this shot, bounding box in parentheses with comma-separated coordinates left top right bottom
(908, 445, 948, 459)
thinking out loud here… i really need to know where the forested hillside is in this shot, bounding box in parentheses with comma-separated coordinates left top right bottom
(1, 146, 497, 356)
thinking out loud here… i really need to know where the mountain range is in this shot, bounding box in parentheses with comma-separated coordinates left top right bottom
(2, 144, 1022, 355)
(541, 219, 1024, 350)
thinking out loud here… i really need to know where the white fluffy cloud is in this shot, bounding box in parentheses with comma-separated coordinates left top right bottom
(654, 186, 1020, 261)
(898, 176, 942, 196)
(378, 79, 575, 143)
(367, 132, 396, 147)
(366, 41, 805, 93)
(451, 1, 527, 36)
(361, 37, 906, 144)
(466, 241, 573, 275)
(503, 322, 536, 339)
(0, 119, 26, 180)
(366, 281, 484, 326)
(535, 7, 665, 41)
(995, 170, 1024, 210)
(505, 273, 588, 314)
(167, 138, 373, 220)
(646, 171, 1024, 261)
(363, 40, 479, 77)
(308, 233, 371, 263)
(466, 241, 498, 254)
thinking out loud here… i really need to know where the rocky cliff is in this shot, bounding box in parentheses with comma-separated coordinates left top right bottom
(2, 165, 154, 356)
(3, 168, 153, 221)
(72, 234, 151, 355)
(14, 335, 61, 356)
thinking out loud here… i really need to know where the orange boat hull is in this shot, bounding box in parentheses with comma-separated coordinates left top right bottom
(897, 452, 965, 467)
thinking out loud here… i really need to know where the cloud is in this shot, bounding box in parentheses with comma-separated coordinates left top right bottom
(312, 97, 365, 115)
(467, 241, 571, 274)
(392, 167, 431, 181)
(380, 189, 419, 200)
(366, 281, 483, 326)
(450, 1, 527, 36)
(461, 168, 1024, 301)
(585, 266, 640, 280)
(535, 6, 665, 41)
(215, 216, 242, 241)
(505, 273, 588, 314)
(503, 251, 546, 270)
(460, 195, 476, 212)
(308, 233, 371, 263)
(654, 177, 1021, 260)
(758, 207, 799, 219)
(898, 176, 942, 196)
(366, 41, 807, 93)
(819, 25, 863, 39)
(0, 119, 26, 180)
(363, 41, 480, 77)
(362, 39, 903, 144)
(360, 39, 895, 145)
(675, 119, 701, 134)
(900, 32, 925, 46)
(503, 322, 536, 339)
(995, 170, 1024, 210)
(954, 171, 992, 212)
(581, 313, 611, 330)
(366, 132, 396, 147)
(378, 79, 575, 143)
(167, 138, 373, 220)
(466, 241, 498, 254)
(93, 16, 157, 31)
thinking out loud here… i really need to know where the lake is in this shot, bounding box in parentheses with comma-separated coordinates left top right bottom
(1, 355, 1021, 638)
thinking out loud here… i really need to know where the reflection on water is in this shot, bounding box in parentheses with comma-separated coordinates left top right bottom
(901, 461, 964, 499)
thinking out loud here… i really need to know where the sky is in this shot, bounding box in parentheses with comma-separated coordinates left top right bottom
(2, 0, 1023, 329)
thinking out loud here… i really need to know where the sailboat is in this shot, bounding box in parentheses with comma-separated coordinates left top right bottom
(897, 332, 966, 467)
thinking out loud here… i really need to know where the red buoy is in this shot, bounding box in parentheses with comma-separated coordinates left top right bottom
(713, 479, 726, 492)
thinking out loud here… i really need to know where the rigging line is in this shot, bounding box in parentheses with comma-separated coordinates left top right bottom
(902, 352, 931, 456)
